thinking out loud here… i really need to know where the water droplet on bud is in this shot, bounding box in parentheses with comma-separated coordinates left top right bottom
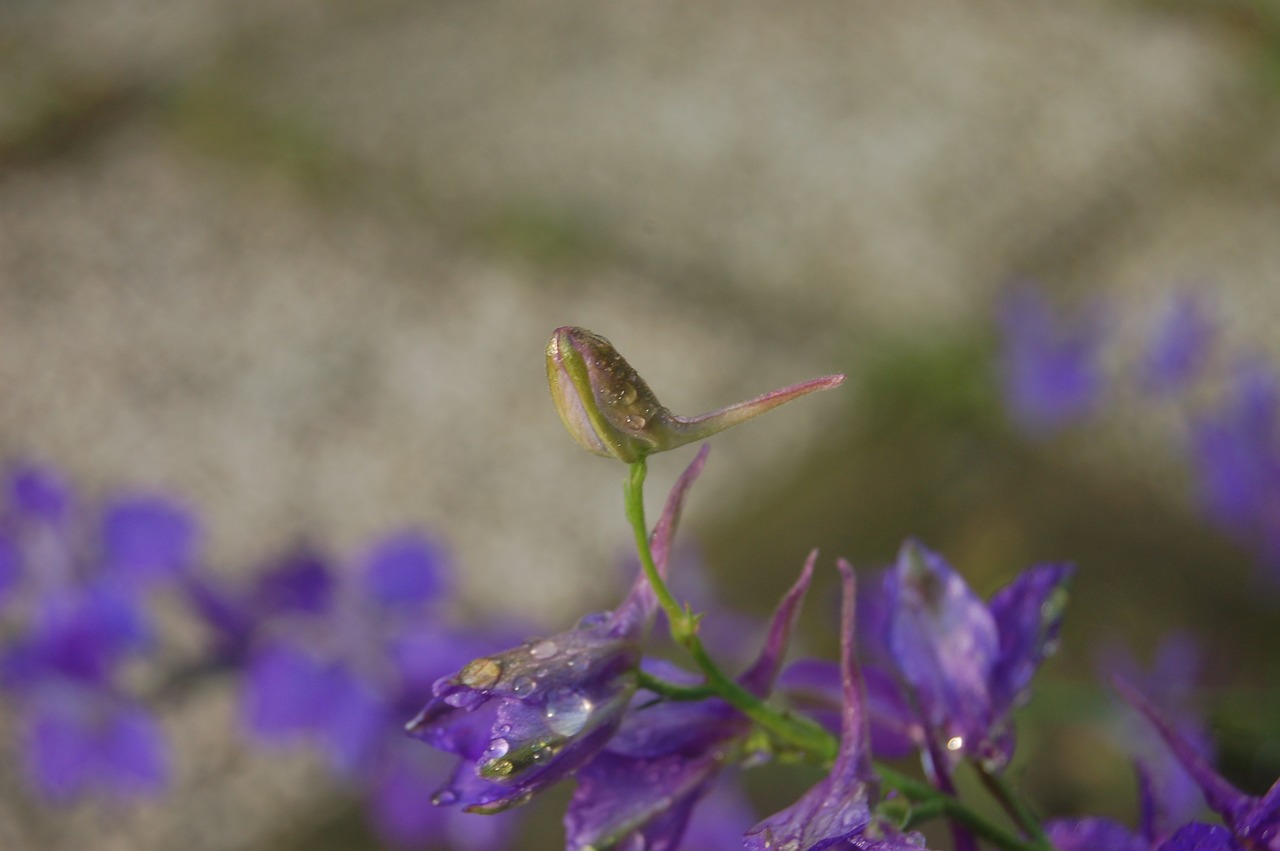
(459, 658, 502, 689)
(530, 639, 559, 660)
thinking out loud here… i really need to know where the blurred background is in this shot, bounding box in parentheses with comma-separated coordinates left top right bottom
(2, 1, 1280, 849)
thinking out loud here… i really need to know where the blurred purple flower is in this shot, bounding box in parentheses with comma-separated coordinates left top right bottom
(1115, 677, 1280, 851)
(408, 447, 709, 816)
(998, 285, 1107, 435)
(565, 550, 816, 851)
(21, 685, 168, 801)
(745, 560, 928, 851)
(0, 462, 195, 801)
(1098, 633, 1211, 843)
(1141, 294, 1214, 396)
(1189, 359, 1280, 581)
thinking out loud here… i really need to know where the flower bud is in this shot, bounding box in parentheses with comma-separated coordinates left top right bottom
(546, 326, 845, 462)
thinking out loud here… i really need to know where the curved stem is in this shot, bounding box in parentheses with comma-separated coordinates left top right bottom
(623, 459, 1053, 851)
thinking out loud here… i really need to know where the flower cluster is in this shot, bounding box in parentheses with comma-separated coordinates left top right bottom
(2, 318, 1276, 851)
(997, 284, 1280, 587)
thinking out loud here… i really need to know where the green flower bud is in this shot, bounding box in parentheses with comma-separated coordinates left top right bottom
(546, 326, 845, 462)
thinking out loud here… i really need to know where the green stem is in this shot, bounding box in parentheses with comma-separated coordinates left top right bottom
(624, 459, 836, 760)
(635, 670, 717, 702)
(622, 458, 1054, 851)
(977, 764, 1051, 848)
(877, 765, 1045, 851)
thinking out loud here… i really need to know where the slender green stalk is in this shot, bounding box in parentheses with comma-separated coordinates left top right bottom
(622, 458, 1054, 851)
(977, 764, 1051, 848)
(635, 670, 717, 702)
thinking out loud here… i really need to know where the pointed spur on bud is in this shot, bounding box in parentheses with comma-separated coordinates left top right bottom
(546, 326, 845, 462)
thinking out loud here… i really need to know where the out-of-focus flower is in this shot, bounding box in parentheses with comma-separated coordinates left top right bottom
(1115, 677, 1280, 851)
(408, 447, 709, 814)
(0, 462, 196, 801)
(745, 560, 929, 851)
(546, 326, 844, 462)
(1188, 359, 1280, 582)
(877, 540, 1071, 771)
(1099, 633, 1211, 843)
(1141, 293, 1214, 396)
(998, 285, 1107, 435)
(564, 551, 817, 851)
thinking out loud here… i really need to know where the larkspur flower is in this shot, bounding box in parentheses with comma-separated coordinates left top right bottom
(998, 284, 1106, 435)
(0, 462, 196, 800)
(564, 550, 818, 851)
(880, 539, 1072, 771)
(407, 447, 709, 814)
(745, 559, 928, 851)
(546, 326, 843, 462)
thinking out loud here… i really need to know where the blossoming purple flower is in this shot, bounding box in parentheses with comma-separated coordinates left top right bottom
(998, 284, 1107, 435)
(408, 447, 709, 815)
(564, 550, 817, 851)
(882, 540, 1072, 770)
(745, 559, 928, 851)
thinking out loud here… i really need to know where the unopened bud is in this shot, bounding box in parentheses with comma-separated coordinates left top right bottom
(546, 326, 845, 462)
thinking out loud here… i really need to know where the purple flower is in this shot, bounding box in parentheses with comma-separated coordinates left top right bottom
(1141, 293, 1214, 396)
(1188, 359, 1280, 581)
(408, 447, 710, 815)
(1044, 817, 1148, 851)
(20, 685, 168, 801)
(1115, 677, 1280, 851)
(998, 284, 1107, 435)
(745, 560, 928, 851)
(564, 550, 817, 850)
(0, 462, 196, 801)
(883, 540, 1072, 770)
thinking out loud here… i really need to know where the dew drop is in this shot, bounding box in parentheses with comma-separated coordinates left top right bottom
(483, 758, 515, 777)
(545, 690, 594, 737)
(530, 639, 559, 660)
(459, 658, 502, 690)
(619, 384, 638, 405)
(624, 414, 647, 429)
(946, 736, 964, 751)
(512, 675, 537, 696)
(431, 789, 458, 806)
(495, 724, 512, 735)
(484, 737, 510, 760)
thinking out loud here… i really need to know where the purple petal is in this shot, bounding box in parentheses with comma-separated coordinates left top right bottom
(361, 531, 448, 610)
(739, 550, 816, 696)
(101, 496, 197, 584)
(1141, 293, 1214, 396)
(886, 540, 997, 755)
(566, 749, 724, 851)
(744, 559, 874, 850)
(998, 284, 1106, 435)
(241, 642, 332, 739)
(6, 463, 72, 522)
(321, 669, 390, 777)
(778, 659, 920, 760)
(1045, 817, 1148, 851)
(21, 689, 168, 800)
(679, 780, 759, 851)
(0, 534, 21, 608)
(99, 703, 169, 795)
(253, 548, 335, 616)
(1155, 822, 1246, 851)
(1113, 677, 1252, 831)
(987, 563, 1073, 718)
